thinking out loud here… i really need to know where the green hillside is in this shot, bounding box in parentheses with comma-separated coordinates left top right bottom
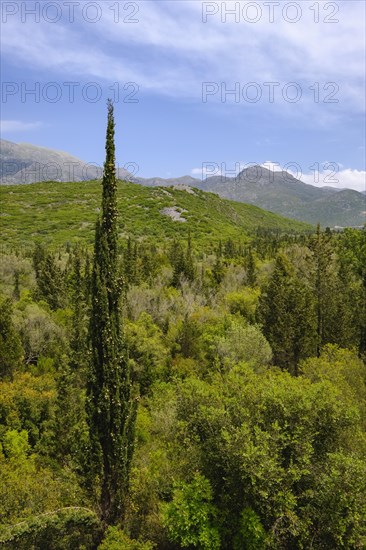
(0, 179, 311, 249)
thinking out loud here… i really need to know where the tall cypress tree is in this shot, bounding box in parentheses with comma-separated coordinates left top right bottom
(87, 100, 136, 525)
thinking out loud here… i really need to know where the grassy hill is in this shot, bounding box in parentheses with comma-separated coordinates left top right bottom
(0, 179, 312, 250)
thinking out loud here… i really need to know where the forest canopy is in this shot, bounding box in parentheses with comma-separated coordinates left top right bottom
(0, 104, 365, 549)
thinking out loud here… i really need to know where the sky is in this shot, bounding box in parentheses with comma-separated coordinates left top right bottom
(1, 0, 365, 191)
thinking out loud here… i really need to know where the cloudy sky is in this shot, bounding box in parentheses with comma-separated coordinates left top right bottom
(1, 0, 365, 191)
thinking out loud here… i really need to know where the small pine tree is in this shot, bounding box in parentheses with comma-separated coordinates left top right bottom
(212, 255, 225, 286)
(33, 247, 66, 310)
(13, 270, 21, 301)
(308, 224, 335, 355)
(245, 247, 257, 287)
(33, 242, 46, 279)
(170, 240, 186, 288)
(224, 238, 236, 259)
(185, 232, 195, 283)
(258, 253, 317, 375)
(0, 298, 23, 378)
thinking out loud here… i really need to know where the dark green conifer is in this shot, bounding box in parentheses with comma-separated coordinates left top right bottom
(185, 231, 195, 283)
(33, 248, 65, 310)
(245, 247, 257, 287)
(0, 298, 23, 378)
(258, 253, 317, 375)
(308, 224, 334, 355)
(86, 100, 136, 525)
(170, 240, 186, 288)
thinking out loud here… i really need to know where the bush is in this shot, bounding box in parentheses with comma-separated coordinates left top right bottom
(98, 526, 155, 549)
(162, 473, 220, 550)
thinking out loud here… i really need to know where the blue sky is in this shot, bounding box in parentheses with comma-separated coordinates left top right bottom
(1, 0, 365, 191)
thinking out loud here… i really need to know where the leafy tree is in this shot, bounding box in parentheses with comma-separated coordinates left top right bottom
(98, 526, 155, 549)
(225, 288, 260, 323)
(0, 371, 56, 448)
(215, 321, 272, 370)
(14, 302, 65, 366)
(305, 453, 366, 549)
(175, 363, 365, 549)
(0, 429, 85, 526)
(233, 508, 266, 550)
(162, 473, 220, 549)
(0, 507, 101, 550)
(86, 100, 137, 525)
(125, 313, 168, 396)
(53, 360, 88, 468)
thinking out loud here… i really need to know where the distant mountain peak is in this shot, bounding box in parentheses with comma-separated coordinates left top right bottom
(1, 139, 364, 228)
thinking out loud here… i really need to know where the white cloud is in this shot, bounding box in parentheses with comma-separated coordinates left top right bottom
(300, 168, 366, 193)
(0, 120, 43, 132)
(1, 0, 364, 116)
(261, 161, 283, 172)
(191, 167, 205, 176)
(191, 165, 223, 179)
(263, 161, 366, 192)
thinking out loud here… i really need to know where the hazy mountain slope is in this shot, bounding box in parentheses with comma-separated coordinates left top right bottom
(137, 175, 200, 187)
(306, 189, 366, 227)
(196, 166, 365, 228)
(0, 139, 132, 184)
(0, 179, 311, 249)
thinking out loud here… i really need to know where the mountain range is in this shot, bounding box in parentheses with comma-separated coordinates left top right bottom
(1, 139, 365, 228)
(0, 139, 132, 184)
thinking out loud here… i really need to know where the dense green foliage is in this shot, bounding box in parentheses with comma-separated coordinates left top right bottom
(0, 107, 365, 548)
(0, 179, 311, 251)
(1, 222, 364, 548)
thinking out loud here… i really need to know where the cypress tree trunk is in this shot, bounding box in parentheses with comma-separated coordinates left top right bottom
(87, 100, 136, 525)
